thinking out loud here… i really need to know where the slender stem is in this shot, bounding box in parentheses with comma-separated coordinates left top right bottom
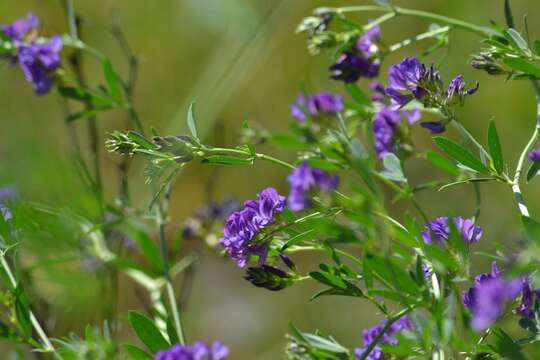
(202, 147, 295, 169)
(0, 256, 55, 353)
(358, 307, 412, 360)
(388, 26, 450, 52)
(511, 80, 540, 217)
(327, 6, 491, 37)
(157, 182, 186, 344)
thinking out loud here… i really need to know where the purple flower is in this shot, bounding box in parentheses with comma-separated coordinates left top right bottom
(220, 188, 285, 267)
(289, 92, 344, 123)
(446, 75, 479, 106)
(421, 216, 483, 245)
(329, 26, 381, 83)
(372, 107, 421, 158)
(420, 121, 445, 134)
(2, 13, 39, 41)
(2, 14, 63, 95)
(463, 262, 522, 331)
(354, 316, 413, 360)
(470, 277, 521, 331)
(155, 341, 229, 360)
(287, 162, 338, 212)
(528, 145, 540, 162)
(386, 57, 428, 106)
(369, 81, 386, 103)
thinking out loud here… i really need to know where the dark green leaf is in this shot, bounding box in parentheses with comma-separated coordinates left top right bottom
(128, 311, 169, 353)
(522, 215, 540, 247)
(124, 344, 152, 360)
(434, 137, 490, 174)
(0, 321, 17, 340)
(14, 284, 32, 338)
(58, 86, 114, 108)
(102, 59, 122, 102)
(504, 58, 540, 78)
(125, 229, 162, 272)
(166, 317, 179, 345)
(425, 151, 460, 176)
(187, 102, 199, 141)
(66, 107, 113, 122)
(488, 327, 527, 360)
(526, 161, 540, 182)
(281, 229, 315, 251)
(487, 120, 504, 174)
(504, 0, 515, 28)
(308, 158, 342, 171)
(270, 134, 307, 150)
(202, 155, 252, 166)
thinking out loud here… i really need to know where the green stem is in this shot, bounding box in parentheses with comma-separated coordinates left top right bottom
(157, 182, 186, 344)
(357, 307, 413, 360)
(328, 6, 491, 37)
(388, 26, 450, 52)
(511, 80, 540, 217)
(202, 147, 295, 169)
(0, 256, 56, 354)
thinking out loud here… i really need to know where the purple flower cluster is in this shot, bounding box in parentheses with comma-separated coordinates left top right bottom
(220, 188, 285, 267)
(516, 278, 540, 318)
(1, 13, 63, 94)
(155, 341, 228, 360)
(287, 162, 338, 212)
(383, 57, 477, 133)
(289, 91, 344, 123)
(463, 262, 522, 331)
(421, 216, 483, 245)
(372, 107, 420, 158)
(330, 26, 381, 83)
(354, 316, 413, 360)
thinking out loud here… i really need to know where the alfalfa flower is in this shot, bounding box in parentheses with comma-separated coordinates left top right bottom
(421, 216, 483, 245)
(287, 162, 338, 212)
(220, 188, 285, 267)
(354, 316, 413, 360)
(329, 25, 381, 83)
(1, 13, 63, 94)
(289, 91, 344, 123)
(155, 341, 229, 360)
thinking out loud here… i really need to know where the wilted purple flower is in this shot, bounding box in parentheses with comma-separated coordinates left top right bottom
(2, 14, 63, 95)
(372, 107, 420, 158)
(330, 26, 381, 83)
(420, 121, 445, 134)
(155, 341, 229, 360)
(2, 13, 39, 41)
(354, 316, 413, 360)
(287, 162, 338, 212)
(528, 145, 540, 162)
(220, 188, 285, 267)
(421, 216, 483, 245)
(290, 91, 344, 123)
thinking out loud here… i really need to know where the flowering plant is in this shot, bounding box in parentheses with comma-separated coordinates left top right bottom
(3, 1, 540, 359)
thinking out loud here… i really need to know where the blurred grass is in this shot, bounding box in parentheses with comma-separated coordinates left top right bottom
(1, 0, 540, 358)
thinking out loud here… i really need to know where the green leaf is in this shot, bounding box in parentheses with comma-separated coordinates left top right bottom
(425, 151, 460, 176)
(366, 255, 420, 297)
(434, 137, 490, 174)
(270, 134, 308, 150)
(533, 40, 540, 57)
(124, 344, 152, 360)
(504, 58, 540, 78)
(380, 153, 407, 182)
(487, 120, 504, 174)
(522, 216, 540, 247)
(201, 155, 252, 166)
(488, 327, 527, 360)
(363, 254, 373, 289)
(125, 229, 162, 272)
(308, 158, 342, 171)
(281, 229, 315, 251)
(14, 284, 32, 338)
(526, 161, 540, 182)
(58, 86, 114, 108)
(66, 107, 112, 122)
(186, 102, 199, 141)
(128, 311, 169, 353)
(504, 0, 515, 28)
(166, 317, 180, 345)
(344, 83, 371, 107)
(127, 131, 157, 150)
(505, 28, 528, 51)
(102, 59, 122, 102)
(438, 177, 495, 191)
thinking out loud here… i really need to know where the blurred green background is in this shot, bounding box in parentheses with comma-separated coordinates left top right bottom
(1, 0, 540, 358)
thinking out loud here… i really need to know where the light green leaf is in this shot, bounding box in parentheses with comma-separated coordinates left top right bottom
(187, 102, 199, 141)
